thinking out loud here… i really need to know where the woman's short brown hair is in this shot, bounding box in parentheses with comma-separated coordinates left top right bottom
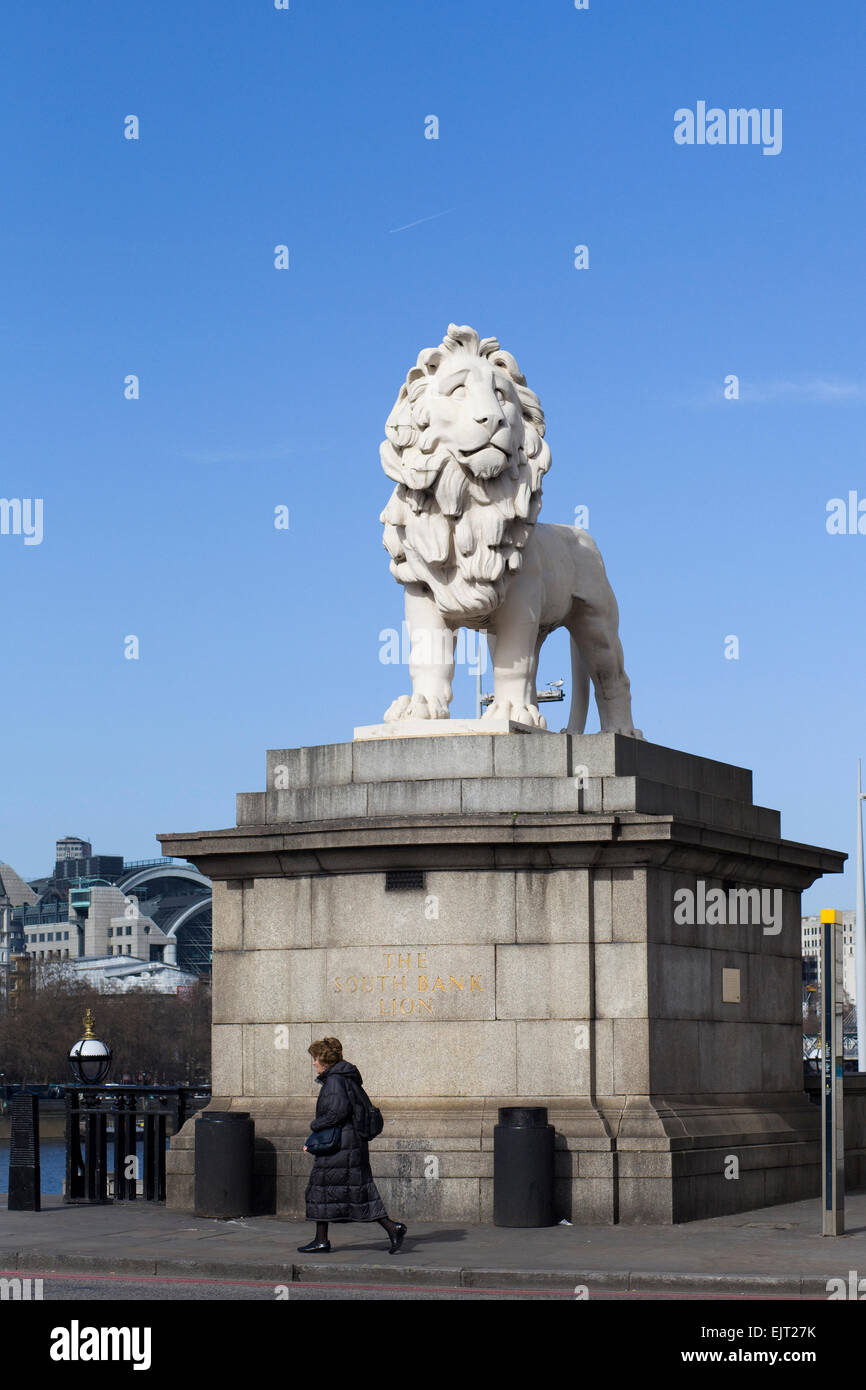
(308, 1036, 343, 1067)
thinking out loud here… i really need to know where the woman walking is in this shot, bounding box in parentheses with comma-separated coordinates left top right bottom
(298, 1036, 407, 1254)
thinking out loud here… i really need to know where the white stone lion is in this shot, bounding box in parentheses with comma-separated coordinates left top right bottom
(380, 324, 641, 735)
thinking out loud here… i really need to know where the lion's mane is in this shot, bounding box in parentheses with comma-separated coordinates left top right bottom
(379, 324, 551, 621)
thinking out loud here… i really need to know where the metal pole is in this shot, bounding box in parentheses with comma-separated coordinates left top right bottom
(820, 908, 845, 1235)
(474, 632, 487, 719)
(856, 760, 866, 1072)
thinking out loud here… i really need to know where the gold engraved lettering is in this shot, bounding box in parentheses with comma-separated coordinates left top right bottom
(334, 978, 342, 992)
(347, 976, 358, 992)
(363, 954, 478, 1015)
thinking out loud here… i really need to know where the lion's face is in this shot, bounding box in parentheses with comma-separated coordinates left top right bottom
(420, 350, 526, 484)
(380, 324, 551, 622)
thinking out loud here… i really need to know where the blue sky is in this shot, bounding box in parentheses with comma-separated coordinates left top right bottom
(1, 0, 864, 912)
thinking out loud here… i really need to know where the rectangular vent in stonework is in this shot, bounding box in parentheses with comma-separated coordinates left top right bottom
(385, 870, 426, 892)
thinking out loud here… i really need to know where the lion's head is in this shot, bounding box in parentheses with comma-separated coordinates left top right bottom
(379, 324, 551, 621)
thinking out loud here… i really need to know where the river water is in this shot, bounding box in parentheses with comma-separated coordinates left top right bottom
(1, 1138, 167, 1196)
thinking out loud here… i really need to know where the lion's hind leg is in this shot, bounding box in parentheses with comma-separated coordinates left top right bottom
(566, 638, 590, 734)
(566, 594, 641, 739)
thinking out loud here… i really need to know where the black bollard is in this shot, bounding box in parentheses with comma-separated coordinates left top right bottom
(194, 1111, 254, 1218)
(493, 1106, 555, 1227)
(8, 1093, 41, 1212)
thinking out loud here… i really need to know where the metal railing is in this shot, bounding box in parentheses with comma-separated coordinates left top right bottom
(120, 859, 183, 871)
(63, 1084, 209, 1203)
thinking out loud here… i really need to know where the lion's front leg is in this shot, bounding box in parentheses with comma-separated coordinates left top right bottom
(483, 584, 546, 729)
(384, 584, 455, 722)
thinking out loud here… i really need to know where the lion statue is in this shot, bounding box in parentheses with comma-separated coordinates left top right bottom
(379, 323, 641, 736)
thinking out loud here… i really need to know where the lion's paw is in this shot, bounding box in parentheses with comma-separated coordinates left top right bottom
(483, 700, 547, 730)
(384, 693, 450, 722)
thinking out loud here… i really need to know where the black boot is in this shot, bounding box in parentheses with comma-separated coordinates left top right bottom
(378, 1216, 407, 1254)
(298, 1221, 330, 1253)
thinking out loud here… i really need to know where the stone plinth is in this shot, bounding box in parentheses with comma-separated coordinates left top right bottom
(159, 733, 845, 1224)
(354, 718, 547, 739)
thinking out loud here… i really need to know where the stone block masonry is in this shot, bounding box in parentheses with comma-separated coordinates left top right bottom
(160, 733, 845, 1224)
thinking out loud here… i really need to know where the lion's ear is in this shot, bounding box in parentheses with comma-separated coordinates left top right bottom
(484, 345, 525, 386)
(517, 386, 545, 437)
(414, 347, 443, 376)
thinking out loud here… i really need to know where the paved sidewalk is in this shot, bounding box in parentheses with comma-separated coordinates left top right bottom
(2, 1193, 866, 1294)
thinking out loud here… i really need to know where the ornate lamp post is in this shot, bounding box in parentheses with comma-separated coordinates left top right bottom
(65, 1009, 113, 1204)
(68, 1009, 112, 1085)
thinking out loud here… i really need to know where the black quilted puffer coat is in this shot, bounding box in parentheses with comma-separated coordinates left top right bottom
(304, 1060, 387, 1222)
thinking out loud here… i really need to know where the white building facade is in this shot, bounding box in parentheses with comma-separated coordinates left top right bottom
(802, 911, 856, 1002)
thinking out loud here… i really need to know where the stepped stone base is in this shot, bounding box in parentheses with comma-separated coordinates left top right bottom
(166, 1093, 827, 1224)
(159, 732, 845, 1224)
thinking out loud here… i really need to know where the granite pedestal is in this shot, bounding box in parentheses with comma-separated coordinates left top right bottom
(159, 732, 845, 1224)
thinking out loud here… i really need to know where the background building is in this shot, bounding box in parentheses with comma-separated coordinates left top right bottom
(801, 910, 860, 1068)
(0, 838, 212, 1000)
(54, 835, 92, 863)
(801, 911, 857, 1002)
(39, 953, 199, 995)
(0, 863, 38, 1010)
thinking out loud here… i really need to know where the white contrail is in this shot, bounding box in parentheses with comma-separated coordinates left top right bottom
(389, 208, 455, 233)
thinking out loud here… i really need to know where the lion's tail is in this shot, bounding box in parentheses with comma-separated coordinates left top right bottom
(566, 637, 591, 734)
